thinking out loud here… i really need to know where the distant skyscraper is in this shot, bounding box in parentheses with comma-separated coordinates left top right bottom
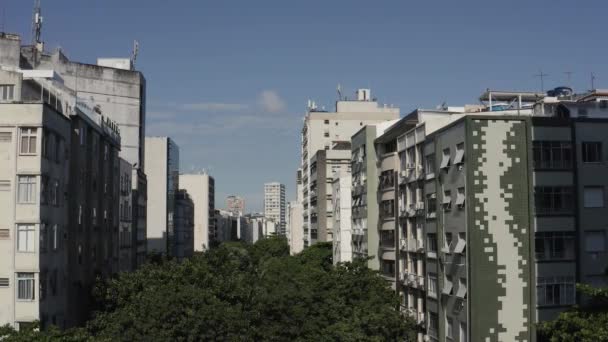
(226, 195, 245, 215)
(179, 173, 215, 251)
(264, 182, 286, 235)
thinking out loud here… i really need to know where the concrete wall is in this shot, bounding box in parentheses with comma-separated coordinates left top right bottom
(144, 137, 169, 254)
(179, 174, 214, 251)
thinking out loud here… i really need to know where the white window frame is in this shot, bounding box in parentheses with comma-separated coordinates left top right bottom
(0, 84, 15, 101)
(17, 175, 37, 204)
(17, 272, 35, 300)
(17, 224, 35, 253)
(20, 127, 37, 155)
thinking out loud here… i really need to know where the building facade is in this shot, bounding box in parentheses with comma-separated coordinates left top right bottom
(226, 195, 244, 216)
(179, 173, 215, 251)
(264, 182, 286, 235)
(144, 137, 179, 256)
(300, 88, 399, 249)
(331, 172, 352, 264)
(174, 190, 194, 260)
(118, 158, 133, 272)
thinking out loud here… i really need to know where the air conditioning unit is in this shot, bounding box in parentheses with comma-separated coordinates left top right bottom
(400, 170, 408, 177)
(416, 202, 425, 210)
(406, 163, 415, 170)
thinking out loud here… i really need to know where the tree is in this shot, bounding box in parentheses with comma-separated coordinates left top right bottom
(537, 283, 608, 342)
(3, 238, 417, 341)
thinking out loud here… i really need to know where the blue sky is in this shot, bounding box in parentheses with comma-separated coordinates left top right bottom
(3, 0, 608, 211)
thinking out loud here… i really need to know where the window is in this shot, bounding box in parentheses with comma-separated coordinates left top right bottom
(535, 232, 575, 260)
(17, 273, 35, 300)
(583, 186, 604, 208)
(582, 142, 602, 163)
(585, 231, 606, 252)
(446, 317, 454, 338)
(380, 260, 395, 277)
(428, 312, 438, 337)
(324, 119, 329, 124)
(443, 275, 453, 295)
(79, 125, 86, 146)
(323, 132, 329, 137)
(426, 194, 437, 218)
(537, 276, 575, 306)
(40, 223, 47, 253)
(442, 190, 452, 210)
(460, 322, 467, 342)
(425, 154, 435, 176)
(427, 233, 438, 253)
(49, 179, 59, 206)
(0, 278, 8, 287)
(380, 230, 395, 248)
(454, 143, 465, 165)
(52, 225, 58, 251)
(440, 148, 450, 170)
(380, 199, 394, 218)
(17, 224, 35, 252)
(456, 278, 467, 298)
(534, 186, 573, 215)
(454, 232, 466, 254)
(445, 232, 453, 251)
(40, 176, 48, 205)
(532, 141, 572, 169)
(456, 187, 465, 208)
(380, 170, 394, 189)
(20, 128, 37, 154)
(0, 84, 15, 101)
(39, 272, 46, 301)
(17, 176, 36, 204)
(428, 273, 438, 296)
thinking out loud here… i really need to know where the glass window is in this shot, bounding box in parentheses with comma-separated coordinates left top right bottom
(440, 148, 451, 169)
(532, 141, 572, 169)
(446, 317, 453, 338)
(39, 223, 47, 253)
(0, 85, 15, 101)
(537, 276, 575, 306)
(582, 142, 602, 163)
(20, 128, 37, 154)
(17, 273, 35, 300)
(535, 232, 575, 260)
(17, 224, 35, 252)
(460, 322, 467, 342)
(428, 312, 438, 337)
(426, 194, 437, 218)
(428, 273, 438, 296)
(583, 187, 604, 208)
(52, 225, 58, 251)
(425, 154, 435, 176)
(585, 231, 606, 252)
(427, 233, 437, 253)
(17, 176, 36, 204)
(534, 186, 573, 215)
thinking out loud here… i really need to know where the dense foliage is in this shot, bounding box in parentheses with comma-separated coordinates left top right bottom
(1, 238, 417, 341)
(537, 282, 608, 342)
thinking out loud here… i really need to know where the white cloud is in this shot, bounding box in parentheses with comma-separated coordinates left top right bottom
(180, 102, 249, 111)
(258, 90, 286, 113)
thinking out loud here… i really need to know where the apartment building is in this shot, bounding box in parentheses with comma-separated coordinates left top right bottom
(331, 172, 352, 264)
(226, 195, 245, 215)
(370, 88, 608, 341)
(300, 88, 400, 248)
(20, 37, 148, 270)
(264, 182, 286, 235)
(174, 190, 194, 260)
(288, 200, 304, 254)
(179, 173, 215, 251)
(309, 144, 351, 245)
(0, 50, 123, 328)
(144, 137, 179, 256)
(351, 120, 400, 270)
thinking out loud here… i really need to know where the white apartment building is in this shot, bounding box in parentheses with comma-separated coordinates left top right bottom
(0, 48, 122, 329)
(179, 173, 215, 251)
(264, 182, 286, 235)
(331, 172, 352, 264)
(288, 201, 303, 255)
(144, 137, 179, 256)
(300, 88, 399, 248)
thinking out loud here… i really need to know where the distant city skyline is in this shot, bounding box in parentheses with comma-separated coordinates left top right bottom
(4, 0, 607, 211)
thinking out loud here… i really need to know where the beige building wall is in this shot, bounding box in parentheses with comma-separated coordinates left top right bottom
(179, 173, 214, 251)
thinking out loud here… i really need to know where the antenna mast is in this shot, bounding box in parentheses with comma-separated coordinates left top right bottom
(31, 0, 43, 64)
(591, 72, 596, 90)
(131, 40, 139, 69)
(534, 69, 548, 92)
(564, 71, 573, 88)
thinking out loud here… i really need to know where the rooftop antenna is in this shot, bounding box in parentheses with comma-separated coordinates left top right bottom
(590, 72, 596, 90)
(337, 84, 342, 101)
(534, 69, 548, 92)
(31, 0, 43, 64)
(131, 40, 139, 68)
(564, 71, 573, 88)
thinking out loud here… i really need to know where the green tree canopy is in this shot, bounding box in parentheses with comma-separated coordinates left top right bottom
(1, 237, 417, 341)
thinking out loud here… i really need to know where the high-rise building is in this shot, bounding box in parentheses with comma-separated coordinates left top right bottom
(264, 182, 286, 235)
(0, 47, 123, 329)
(144, 137, 179, 256)
(20, 34, 148, 272)
(300, 88, 399, 249)
(174, 190, 194, 260)
(118, 158, 134, 272)
(288, 201, 303, 255)
(179, 173, 215, 251)
(226, 195, 245, 215)
(368, 89, 608, 342)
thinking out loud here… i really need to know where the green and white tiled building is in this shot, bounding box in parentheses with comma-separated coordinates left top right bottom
(369, 90, 608, 342)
